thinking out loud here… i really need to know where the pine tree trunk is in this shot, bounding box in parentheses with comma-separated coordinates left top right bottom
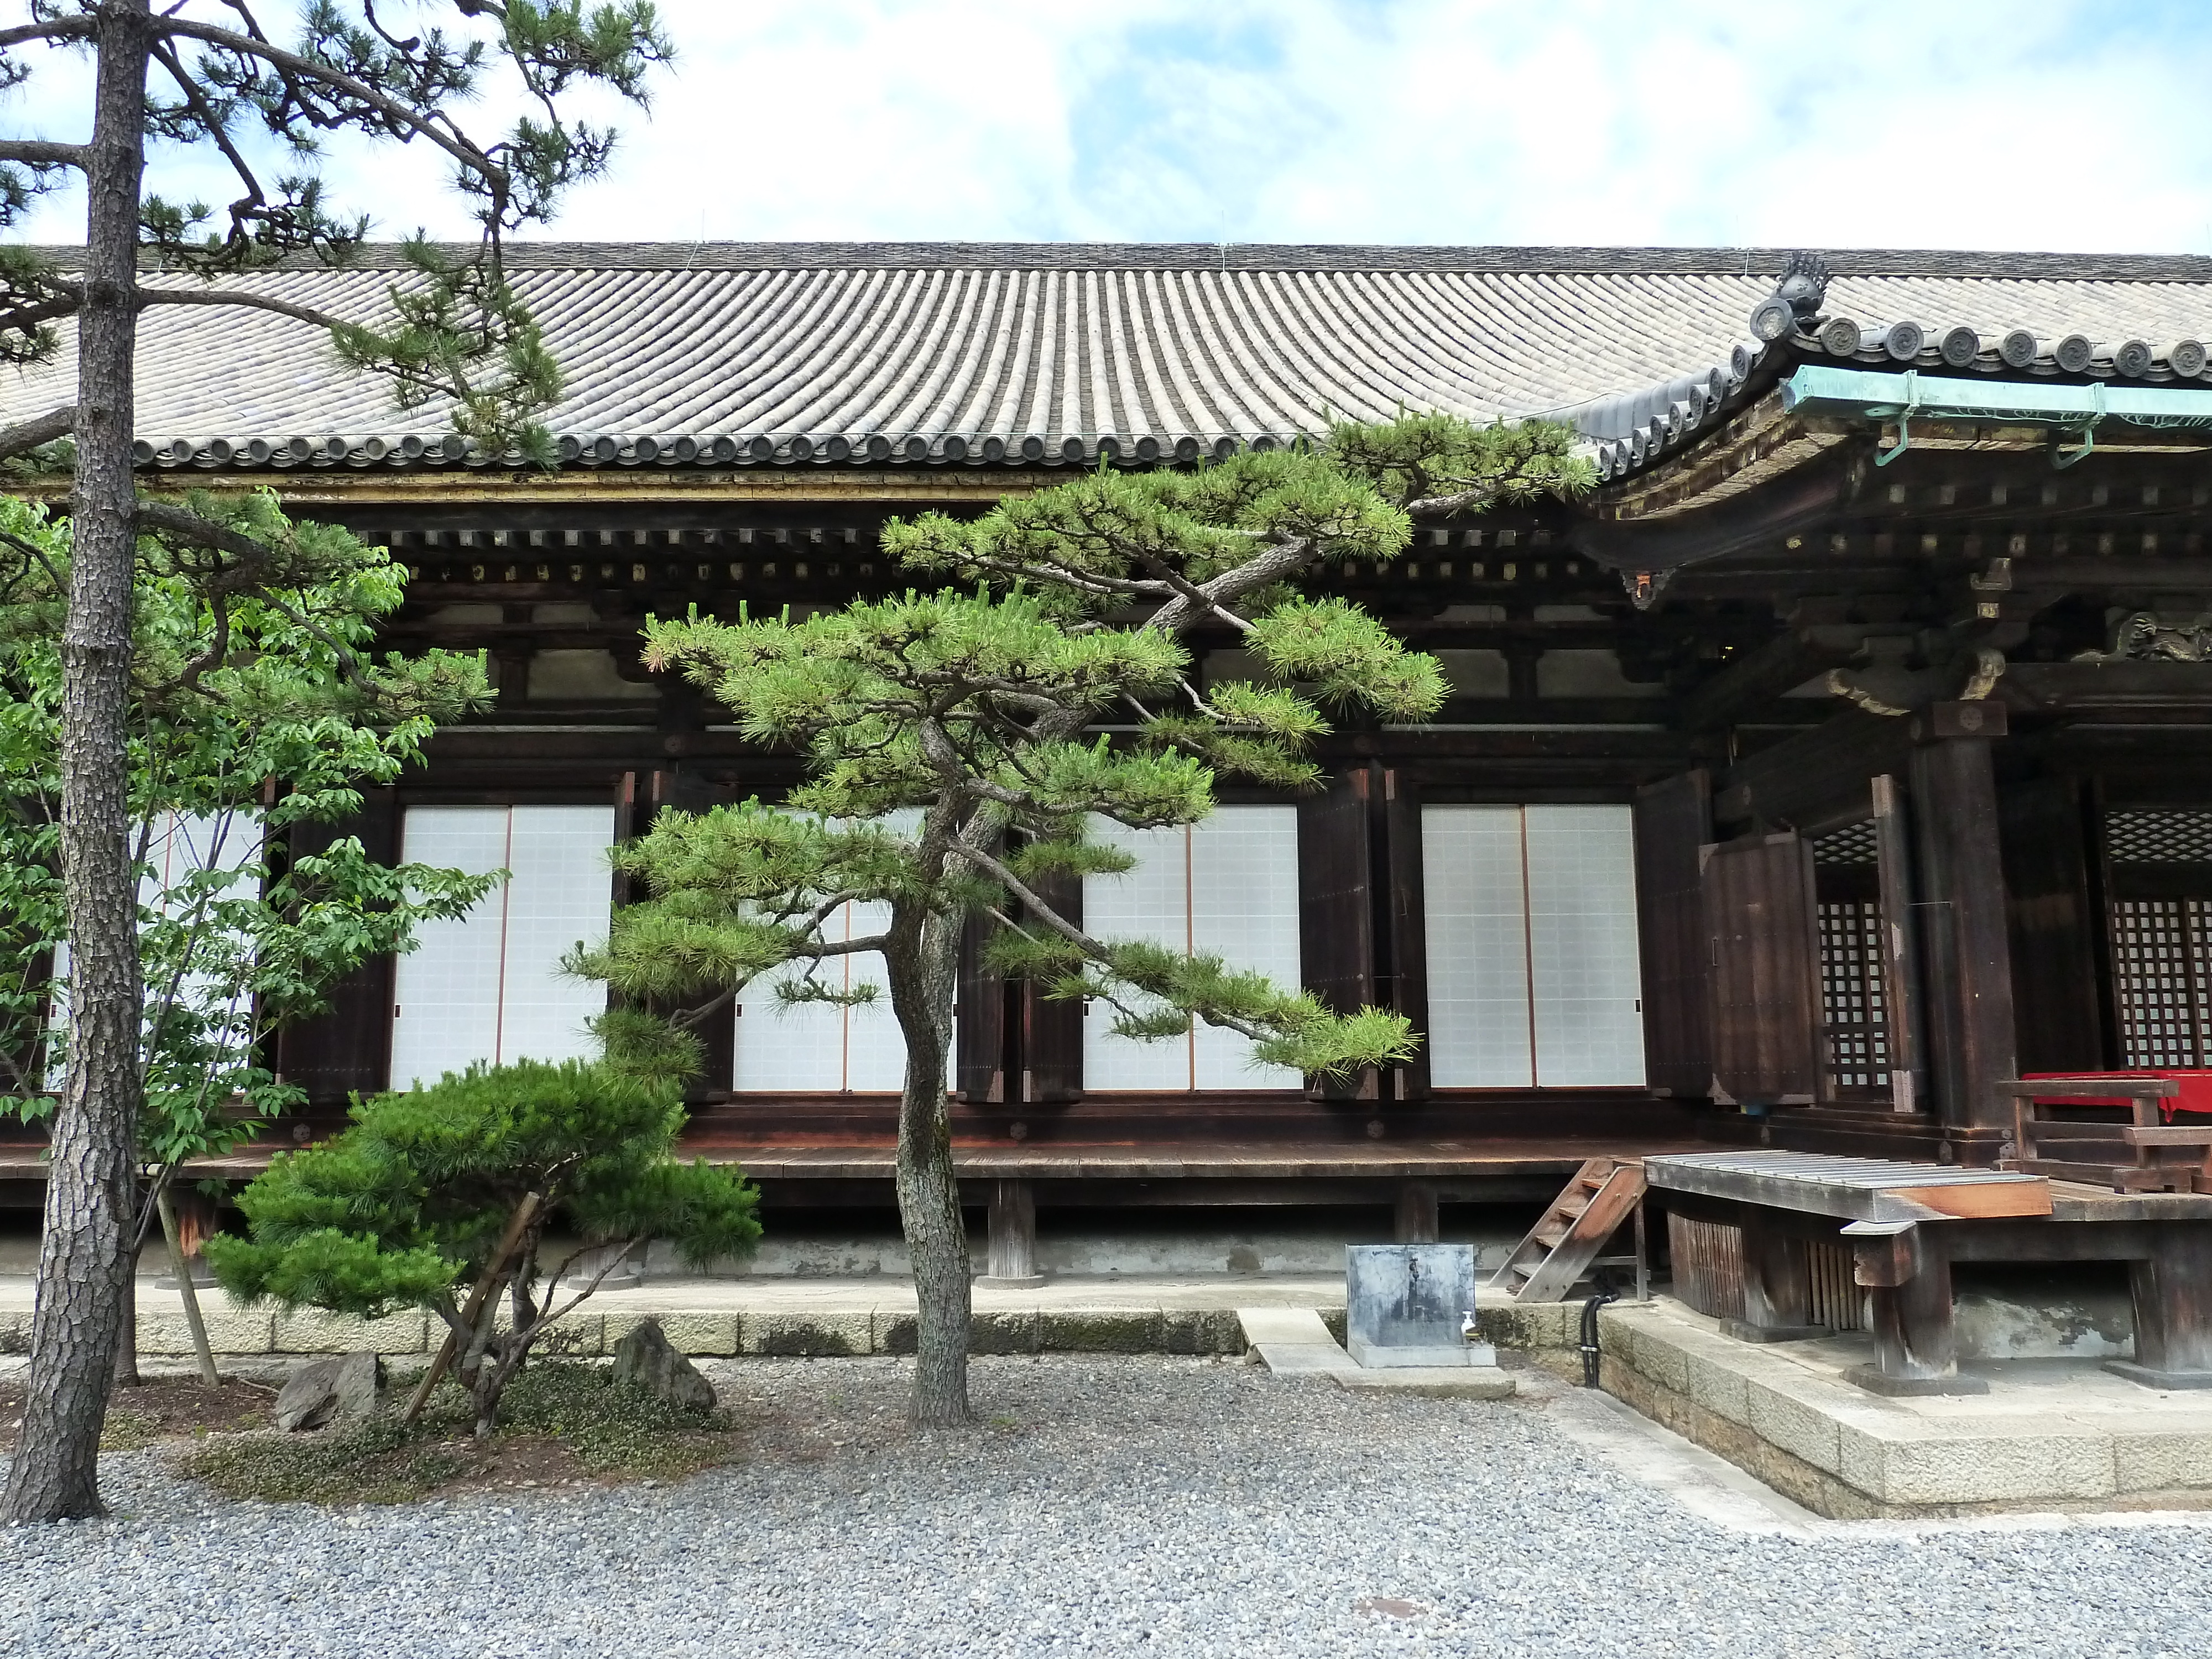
(2, 2, 151, 1525)
(886, 903, 972, 1428)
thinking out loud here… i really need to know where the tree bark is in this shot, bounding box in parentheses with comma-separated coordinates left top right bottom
(886, 899, 973, 1427)
(3, 0, 152, 1525)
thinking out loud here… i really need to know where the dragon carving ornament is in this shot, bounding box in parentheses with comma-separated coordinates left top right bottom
(2078, 613, 2212, 662)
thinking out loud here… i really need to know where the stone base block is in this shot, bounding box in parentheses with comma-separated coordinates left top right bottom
(1349, 1336, 1496, 1368)
(975, 1274, 1046, 1290)
(1333, 1366, 1516, 1400)
(603, 1310, 739, 1357)
(1841, 1363, 1991, 1397)
(2104, 1360, 2212, 1391)
(740, 1311, 869, 1357)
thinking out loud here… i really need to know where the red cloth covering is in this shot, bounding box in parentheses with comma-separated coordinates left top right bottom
(2023, 1069, 2212, 1123)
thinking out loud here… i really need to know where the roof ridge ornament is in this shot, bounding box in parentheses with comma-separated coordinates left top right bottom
(1749, 251, 1832, 342)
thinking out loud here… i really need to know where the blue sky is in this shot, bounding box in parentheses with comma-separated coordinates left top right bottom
(9, 1, 2212, 251)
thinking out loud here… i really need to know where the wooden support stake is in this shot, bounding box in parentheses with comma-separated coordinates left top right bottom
(157, 1188, 220, 1387)
(402, 1190, 542, 1426)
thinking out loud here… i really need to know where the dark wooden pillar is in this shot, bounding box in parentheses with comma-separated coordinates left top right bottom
(954, 913, 1008, 1104)
(1910, 721, 2018, 1139)
(1019, 867, 1082, 1105)
(1999, 774, 2105, 1076)
(1724, 1217, 1824, 1341)
(272, 786, 401, 1108)
(1633, 769, 1714, 1099)
(1843, 1219, 1984, 1395)
(2110, 1222, 2212, 1388)
(980, 1180, 1042, 1287)
(1394, 1181, 1439, 1244)
(1298, 765, 1378, 1102)
(1380, 767, 1430, 1102)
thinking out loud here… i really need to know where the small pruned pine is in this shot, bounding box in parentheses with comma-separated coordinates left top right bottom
(206, 1060, 760, 1437)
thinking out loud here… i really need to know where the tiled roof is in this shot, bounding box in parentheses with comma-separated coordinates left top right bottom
(6, 243, 2210, 478)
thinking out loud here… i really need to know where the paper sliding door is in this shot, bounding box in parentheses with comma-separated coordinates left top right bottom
(388, 805, 614, 1088)
(1082, 807, 1303, 1092)
(1421, 804, 1646, 1088)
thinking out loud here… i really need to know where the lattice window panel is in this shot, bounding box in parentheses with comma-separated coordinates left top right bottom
(1811, 820, 1879, 866)
(1818, 900, 1890, 1090)
(2107, 811, 2212, 864)
(2110, 898, 2212, 1068)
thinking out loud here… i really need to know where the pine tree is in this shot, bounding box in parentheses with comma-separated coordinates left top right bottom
(207, 1058, 761, 1437)
(0, 0, 670, 1522)
(0, 490, 499, 1389)
(581, 415, 1593, 1427)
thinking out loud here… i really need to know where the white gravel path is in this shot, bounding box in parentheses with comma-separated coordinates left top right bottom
(4, 1353, 2211, 1658)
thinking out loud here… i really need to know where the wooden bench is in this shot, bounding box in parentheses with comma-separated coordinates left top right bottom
(1996, 1076, 2212, 1194)
(1645, 1151, 2053, 1395)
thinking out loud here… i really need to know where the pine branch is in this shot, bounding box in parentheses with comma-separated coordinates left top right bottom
(0, 141, 88, 168)
(156, 17, 502, 187)
(0, 406, 74, 463)
(0, 19, 97, 51)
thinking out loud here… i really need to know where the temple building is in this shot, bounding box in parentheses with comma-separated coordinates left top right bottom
(11, 239, 2212, 1251)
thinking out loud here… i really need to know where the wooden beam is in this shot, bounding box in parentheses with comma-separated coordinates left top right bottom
(1677, 628, 1863, 734)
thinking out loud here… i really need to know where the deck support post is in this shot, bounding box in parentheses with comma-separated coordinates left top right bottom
(979, 1179, 1044, 1288)
(1394, 1181, 1439, 1244)
(1723, 1218, 1825, 1342)
(1840, 1223, 1986, 1395)
(2109, 1222, 2212, 1390)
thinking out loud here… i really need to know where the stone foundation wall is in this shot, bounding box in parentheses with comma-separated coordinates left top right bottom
(0, 1299, 1260, 1361)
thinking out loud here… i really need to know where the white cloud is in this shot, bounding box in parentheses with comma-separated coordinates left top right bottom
(5, 0, 2210, 253)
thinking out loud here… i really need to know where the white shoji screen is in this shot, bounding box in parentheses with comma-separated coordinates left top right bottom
(49, 810, 264, 1083)
(388, 805, 614, 1088)
(731, 812, 915, 1095)
(1082, 807, 1302, 1092)
(1422, 804, 1646, 1088)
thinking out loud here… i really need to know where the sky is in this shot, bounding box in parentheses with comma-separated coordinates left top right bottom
(7, 0, 2212, 253)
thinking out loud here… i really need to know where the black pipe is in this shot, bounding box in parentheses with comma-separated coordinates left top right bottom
(1579, 1275, 1620, 1389)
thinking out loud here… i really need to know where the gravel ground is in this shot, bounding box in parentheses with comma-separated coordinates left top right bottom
(4, 1353, 2212, 1659)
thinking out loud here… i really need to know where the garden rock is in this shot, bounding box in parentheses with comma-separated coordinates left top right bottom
(612, 1318, 717, 1411)
(274, 1352, 383, 1432)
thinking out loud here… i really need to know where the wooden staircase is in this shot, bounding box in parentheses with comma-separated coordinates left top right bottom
(1490, 1156, 1648, 1303)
